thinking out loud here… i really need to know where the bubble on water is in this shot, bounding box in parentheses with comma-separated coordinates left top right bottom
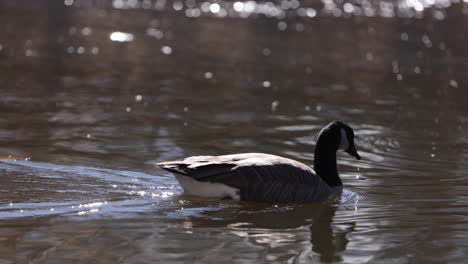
(126, 107, 132, 112)
(77, 46, 85, 54)
(201, 2, 210, 12)
(135, 94, 143, 102)
(439, 42, 446, 51)
(161, 46, 172, 55)
(414, 2, 424, 12)
(244, 1, 256, 13)
(277, 21, 287, 31)
(91, 47, 99, 55)
(297, 8, 306, 16)
(173, 1, 183, 11)
(69, 27, 77, 35)
(332, 8, 342, 17)
(204, 72, 213, 79)
(306, 8, 317, 17)
(363, 6, 375, 17)
(449, 80, 458, 88)
(392, 60, 399, 73)
(344, 3, 354, 13)
(86, 134, 91, 138)
(186, 8, 202, 17)
(414, 66, 421, 74)
(400, 32, 409, 41)
(263, 81, 271, 88)
(146, 28, 164, 39)
(281, 0, 291, 9)
(50, 208, 54, 211)
(110, 31, 134, 42)
(64, 0, 73, 6)
(433, 10, 445, 20)
(295, 23, 305, 32)
(262, 48, 271, 56)
(150, 19, 160, 27)
(316, 105, 322, 111)
(365, 52, 374, 61)
(25, 49, 33, 57)
(113, 0, 125, 9)
(184, 106, 189, 112)
(81, 27, 92, 36)
(422, 35, 432, 48)
(210, 3, 220, 13)
(396, 73, 403, 81)
(271, 101, 279, 111)
(142, 0, 152, 9)
(305, 105, 311, 111)
(416, 50, 424, 59)
(430, 153, 435, 158)
(233, 1, 244, 12)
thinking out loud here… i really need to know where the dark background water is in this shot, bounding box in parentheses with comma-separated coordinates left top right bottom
(1, 0, 468, 263)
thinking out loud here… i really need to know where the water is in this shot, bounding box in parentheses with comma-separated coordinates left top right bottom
(1, 0, 468, 263)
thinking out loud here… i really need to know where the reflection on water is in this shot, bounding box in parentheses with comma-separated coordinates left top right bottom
(1, 0, 468, 263)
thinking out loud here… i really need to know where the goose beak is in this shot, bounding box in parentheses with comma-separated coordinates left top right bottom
(346, 146, 361, 160)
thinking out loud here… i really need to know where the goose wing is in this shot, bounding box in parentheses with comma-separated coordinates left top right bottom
(157, 153, 335, 202)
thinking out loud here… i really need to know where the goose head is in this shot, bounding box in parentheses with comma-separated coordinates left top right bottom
(317, 121, 360, 160)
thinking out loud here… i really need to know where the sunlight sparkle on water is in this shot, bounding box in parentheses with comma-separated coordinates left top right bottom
(173, 1, 183, 11)
(146, 28, 164, 39)
(210, 3, 221, 13)
(77, 46, 85, 54)
(449, 80, 458, 88)
(271, 101, 279, 111)
(204, 72, 213, 79)
(90, 47, 99, 54)
(105, 0, 459, 20)
(110, 31, 134, 42)
(81, 27, 92, 36)
(161, 46, 172, 55)
(233, 1, 244, 12)
(277, 21, 287, 31)
(79, 202, 104, 208)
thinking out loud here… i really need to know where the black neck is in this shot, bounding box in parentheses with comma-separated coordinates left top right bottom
(313, 142, 342, 187)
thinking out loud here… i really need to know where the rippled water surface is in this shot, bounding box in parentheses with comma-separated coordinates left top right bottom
(1, 0, 468, 263)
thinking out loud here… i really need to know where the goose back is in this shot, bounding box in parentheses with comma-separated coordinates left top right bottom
(157, 153, 340, 202)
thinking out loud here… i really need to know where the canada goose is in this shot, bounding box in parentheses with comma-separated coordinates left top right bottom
(156, 121, 360, 203)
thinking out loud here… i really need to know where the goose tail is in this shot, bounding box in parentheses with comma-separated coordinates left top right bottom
(156, 161, 189, 175)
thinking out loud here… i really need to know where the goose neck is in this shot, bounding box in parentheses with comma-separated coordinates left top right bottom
(314, 145, 342, 187)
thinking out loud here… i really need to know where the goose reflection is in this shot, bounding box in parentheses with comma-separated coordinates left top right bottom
(175, 200, 355, 262)
(309, 205, 353, 262)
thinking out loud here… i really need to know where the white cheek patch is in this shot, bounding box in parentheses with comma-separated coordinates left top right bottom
(340, 128, 349, 150)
